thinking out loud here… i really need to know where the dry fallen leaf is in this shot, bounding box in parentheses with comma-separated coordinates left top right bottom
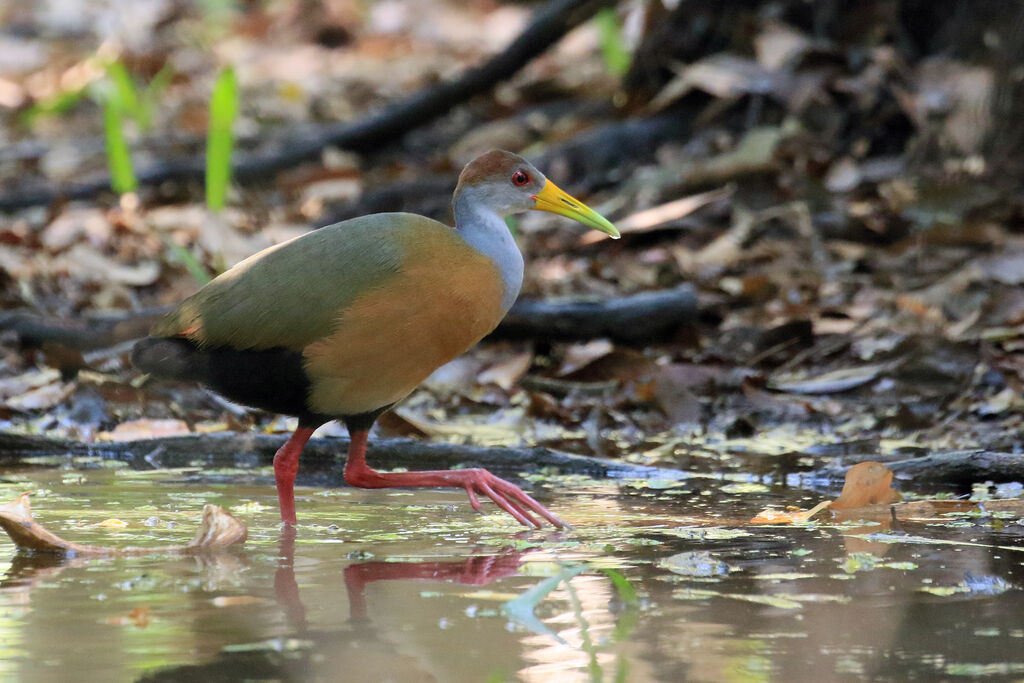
(107, 606, 151, 627)
(95, 519, 129, 528)
(578, 185, 734, 245)
(97, 418, 192, 442)
(831, 461, 902, 509)
(768, 364, 889, 395)
(752, 461, 902, 524)
(557, 340, 614, 376)
(0, 494, 246, 556)
(477, 351, 533, 391)
(212, 595, 268, 608)
(4, 377, 74, 411)
(58, 243, 161, 287)
(749, 499, 832, 525)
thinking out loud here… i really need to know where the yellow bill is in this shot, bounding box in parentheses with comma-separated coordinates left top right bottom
(531, 180, 620, 238)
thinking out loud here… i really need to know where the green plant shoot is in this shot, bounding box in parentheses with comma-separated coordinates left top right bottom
(206, 67, 238, 211)
(102, 94, 137, 194)
(595, 9, 630, 76)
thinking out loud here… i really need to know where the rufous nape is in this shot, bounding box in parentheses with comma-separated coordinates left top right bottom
(133, 150, 619, 529)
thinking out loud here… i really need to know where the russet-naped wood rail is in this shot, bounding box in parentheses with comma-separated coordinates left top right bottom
(133, 150, 619, 528)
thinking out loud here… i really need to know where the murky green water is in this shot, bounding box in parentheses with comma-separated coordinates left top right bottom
(0, 462, 1022, 682)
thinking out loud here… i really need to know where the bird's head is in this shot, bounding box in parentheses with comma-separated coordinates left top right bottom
(455, 150, 620, 238)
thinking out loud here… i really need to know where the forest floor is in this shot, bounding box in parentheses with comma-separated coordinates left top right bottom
(0, 0, 1022, 491)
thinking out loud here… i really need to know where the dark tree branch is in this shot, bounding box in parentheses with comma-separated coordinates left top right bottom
(492, 284, 697, 344)
(0, 285, 698, 360)
(813, 450, 1024, 490)
(0, 308, 165, 351)
(0, 0, 615, 212)
(0, 432, 685, 486)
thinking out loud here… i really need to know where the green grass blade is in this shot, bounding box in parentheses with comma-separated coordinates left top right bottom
(205, 66, 238, 211)
(140, 63, 175, 130)
(595, 9, 630, 76)
(166, 241, 213, 285)
(103, 97, 137, 194)
(106, 61, 143, 125)
(18, 86, 90, 127)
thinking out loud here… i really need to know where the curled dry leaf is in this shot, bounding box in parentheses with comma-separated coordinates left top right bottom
(831, 461, 902, 509)
(97, 418, 192, 441)
(750, 461, 902, 524)
(749, 499, 832, 525)
(0, 494, 247, 556)
(107, 607, 152, 628)
(477, 351, 533, 391)
(768, 364, 890, 394)
(557, 340, 614, 376)
(59, 243, 161, 286)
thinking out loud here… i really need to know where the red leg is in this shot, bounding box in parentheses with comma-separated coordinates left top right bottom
(343, 429, 567, 529)
(273, 427, 315, 525)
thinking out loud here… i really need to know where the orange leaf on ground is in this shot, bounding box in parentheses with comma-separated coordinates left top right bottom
(831, 461, 902, 509)
(107, 607, 151, 627)
(750, 499, 832, 524)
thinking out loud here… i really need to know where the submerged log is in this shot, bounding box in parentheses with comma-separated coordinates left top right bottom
(813, 450, 1024, 489)
(0, 432, 688, 486)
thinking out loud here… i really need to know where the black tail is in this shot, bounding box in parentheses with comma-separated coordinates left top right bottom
(132, 336, 320, 421)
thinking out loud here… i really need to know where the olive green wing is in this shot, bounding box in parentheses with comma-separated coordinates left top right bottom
(153, 213, 441, 351)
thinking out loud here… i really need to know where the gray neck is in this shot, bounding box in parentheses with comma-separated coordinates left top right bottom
(452, 189, 524, 312)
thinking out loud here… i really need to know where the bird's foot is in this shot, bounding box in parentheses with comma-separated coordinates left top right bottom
(343, 461, 567, 529)
(452, 468, 568, 529)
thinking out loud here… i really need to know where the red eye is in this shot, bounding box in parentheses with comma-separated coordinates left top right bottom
(512, 170, 530, 186)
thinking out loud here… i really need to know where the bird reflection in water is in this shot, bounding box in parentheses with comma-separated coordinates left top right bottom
(273, 525, 530, 629)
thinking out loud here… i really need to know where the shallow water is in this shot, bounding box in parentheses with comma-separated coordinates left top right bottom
(0, 462, 1022, 682)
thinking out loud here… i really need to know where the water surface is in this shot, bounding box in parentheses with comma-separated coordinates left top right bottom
(0, 462, 1022, 682)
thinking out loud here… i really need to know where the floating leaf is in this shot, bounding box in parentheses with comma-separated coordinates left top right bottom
(831, 461, 902, 509)
(750, 499, 832, 525)
(107, 606, 151, 627)
(674, 587, 803, 610)
(659, 551, 732, 577)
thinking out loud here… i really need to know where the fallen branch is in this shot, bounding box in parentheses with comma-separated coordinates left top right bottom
(0, 285, 699, 361)
(491, 284, 697, 344)
(0, 308, 164, 351)
(0, 431, 686, 485)
(0, 0, 613, 212)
